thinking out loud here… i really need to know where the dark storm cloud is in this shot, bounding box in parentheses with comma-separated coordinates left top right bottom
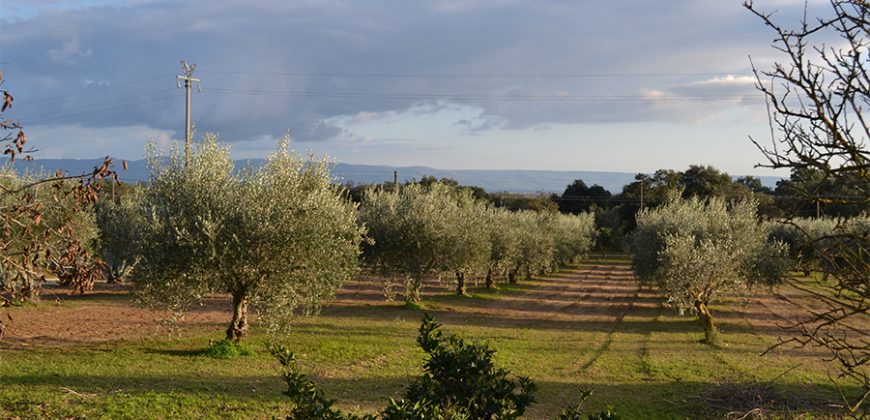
(1, 0, 828, 146)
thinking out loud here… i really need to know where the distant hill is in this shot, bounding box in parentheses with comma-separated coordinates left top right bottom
(330, 163, 645, 194)
(3, 158, 781, 194)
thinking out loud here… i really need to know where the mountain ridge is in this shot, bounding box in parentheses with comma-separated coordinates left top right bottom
(3, 158, 781, 194)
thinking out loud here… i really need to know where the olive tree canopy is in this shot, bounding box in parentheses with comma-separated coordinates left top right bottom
(631, 194, 787, 343)
(133, 135, 364, 342)
(360, 182, 490, 301)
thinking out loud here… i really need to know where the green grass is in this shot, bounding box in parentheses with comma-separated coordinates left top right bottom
(0, 261, 862, 419)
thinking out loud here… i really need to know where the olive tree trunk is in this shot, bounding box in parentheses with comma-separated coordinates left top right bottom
(485, 268, 494, 289)
(226, 292, 249, 343)
(455, 271, 466, 296)
(106, 261, 126, 284)
(694, 299, 718, 344)
(20, 277, 39, 301)
(407, 274, 423, 303)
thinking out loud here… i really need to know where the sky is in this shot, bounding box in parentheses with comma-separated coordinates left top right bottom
(0, 0, 835, 177)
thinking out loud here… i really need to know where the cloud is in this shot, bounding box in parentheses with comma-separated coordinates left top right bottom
(47, 37, 93, 64)
(688, 75, 757, 87)
(350, 111, 378, 125)
(24, 123, 173, 160)
(0, 0, 815, 165)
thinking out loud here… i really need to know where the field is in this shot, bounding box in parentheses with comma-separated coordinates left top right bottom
(0, 257, 862, 419)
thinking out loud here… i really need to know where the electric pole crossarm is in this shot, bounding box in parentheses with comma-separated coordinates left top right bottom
(177, 60, 201, 166)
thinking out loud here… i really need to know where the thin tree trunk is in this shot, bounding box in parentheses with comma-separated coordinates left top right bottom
(21, 277, 39, 301)
(694, 299, 717, 344)
(106, 262, 124, 284)
(455, 271, 466, 296)
(508, 269, 518, 285)
(226, 292, 249, 343)
(485, 268, 494, 289)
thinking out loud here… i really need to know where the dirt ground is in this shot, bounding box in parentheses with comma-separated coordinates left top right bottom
(1, 259, 849, 350)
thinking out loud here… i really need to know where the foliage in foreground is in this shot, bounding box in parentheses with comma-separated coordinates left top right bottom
(274, 315, 617, 419)
(0, 71, 115, 315)
(630, 193, 788, 343)
(132, 135, 364, 342)
(746, 0, 870, 412)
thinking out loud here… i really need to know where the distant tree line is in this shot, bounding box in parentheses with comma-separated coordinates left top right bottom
(345, 164, 868, 257)
(552, 165, 870, 253)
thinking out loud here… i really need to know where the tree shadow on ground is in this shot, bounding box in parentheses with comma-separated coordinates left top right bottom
(317, 302, 765, 336)
(1, 371, 857, 419)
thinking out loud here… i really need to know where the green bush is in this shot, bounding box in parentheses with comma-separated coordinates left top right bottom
(388, 314, 537, 419)
(203, 339, 254, 359)
(275, 315, 615, 419)
(273, 346, 358, 420)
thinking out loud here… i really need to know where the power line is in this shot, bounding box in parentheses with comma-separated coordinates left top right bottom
(200, 70, 750, 79)
(15, 74, 175, 106)
(201, 87, 762, 102)
(17, 88, 177, 122)
(24, 90, 178, 125)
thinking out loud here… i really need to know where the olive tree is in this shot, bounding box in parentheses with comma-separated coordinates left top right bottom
(767, 217, 841, 275)
(439, 190, 491, 296)
(0, 73, 117, 343)
(502, 211, 597, 285)
(0, 166, 107, 299)
(483, 208, 524, 288)
(507, 211, 557, 284)
(551, 212, 597, 267)
(361, 187, 597, 299)
(631, 194, 787, 343)
(133, 135, 363, 342)
(360, 183, 451, 302)
(94, 186, 144, 283)
(360, 182, 490, 300)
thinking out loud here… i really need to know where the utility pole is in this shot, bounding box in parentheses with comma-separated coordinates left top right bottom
(177, 61, 200, 165)
(394, 170, 398, 188)
(816, 193, 821, 218)
(639, 179, 644, 211)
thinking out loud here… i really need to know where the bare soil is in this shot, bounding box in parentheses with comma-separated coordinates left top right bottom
(1, 259, 840, 350)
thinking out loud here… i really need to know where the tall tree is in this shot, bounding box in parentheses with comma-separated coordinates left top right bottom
(558, 179, 612, 214)
(746, 0, 870, 412)
(680, 165, 742, 199)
